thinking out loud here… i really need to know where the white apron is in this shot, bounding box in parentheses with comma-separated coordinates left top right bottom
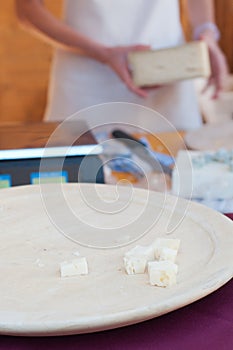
(44, 0, 202, 132)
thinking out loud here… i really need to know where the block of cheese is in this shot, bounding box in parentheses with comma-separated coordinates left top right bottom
(172, 149, 233, 199)
(153, 238, 180, 260)
(158, 247, 178, 263)
(60, 257, 88, 277)
(128, 41, 211, 86)
(123, 256, 148, 275)
(148, 261, 178, 287)
(123, 245, 154, 274)
(125, 245, 154, 260)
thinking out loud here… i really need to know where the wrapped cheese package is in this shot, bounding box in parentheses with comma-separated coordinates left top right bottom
(128, 41, 211, 86)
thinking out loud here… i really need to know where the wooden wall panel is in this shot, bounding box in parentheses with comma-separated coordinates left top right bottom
(0, 0, 232, 124)
(0, 0, 62, 124)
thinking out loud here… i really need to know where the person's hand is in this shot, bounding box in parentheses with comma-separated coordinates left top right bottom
(101, 45, 151, 98)
(201, 32, 229, 99)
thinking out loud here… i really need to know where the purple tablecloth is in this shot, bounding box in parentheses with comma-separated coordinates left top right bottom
(1, 214, 232, 350)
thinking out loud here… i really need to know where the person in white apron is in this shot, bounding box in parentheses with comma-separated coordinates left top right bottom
(16, 0, 227, 131)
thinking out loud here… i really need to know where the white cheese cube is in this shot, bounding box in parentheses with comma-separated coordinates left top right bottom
(123, 256, 147, 275)
(153, 238, 180, 259)
(123, 245, 155, 275)
(148, 261, 178, 287)
(60, 257, 88, 277)
(125, 245, 154, 261)
(128, 41, 211, 87)
(158, 247, 178, 263)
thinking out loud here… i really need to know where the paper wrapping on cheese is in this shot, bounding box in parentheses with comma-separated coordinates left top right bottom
(128, 41, 211, 86)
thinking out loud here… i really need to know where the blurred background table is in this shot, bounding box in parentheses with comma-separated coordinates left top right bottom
(0, 121, 104, 186)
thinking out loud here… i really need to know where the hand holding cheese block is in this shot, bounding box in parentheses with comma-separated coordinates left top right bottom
(128, 41, 211, 87)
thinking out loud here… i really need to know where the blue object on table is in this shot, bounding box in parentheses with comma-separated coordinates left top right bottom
(139, 137, 174, 167)
(107, 155, 144, 178)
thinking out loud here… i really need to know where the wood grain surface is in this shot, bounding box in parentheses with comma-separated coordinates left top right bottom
(0, 122, 97, 150)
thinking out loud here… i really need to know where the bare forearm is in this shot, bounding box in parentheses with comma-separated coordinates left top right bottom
(187, 0, 215, 29)
(187, 0, 228, 97)
(15, 0, 108, 61)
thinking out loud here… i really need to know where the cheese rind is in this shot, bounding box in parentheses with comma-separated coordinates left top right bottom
(148, 261, 178, 287)
(128, 41, 211, 86)
(60, 257, 88, 277)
